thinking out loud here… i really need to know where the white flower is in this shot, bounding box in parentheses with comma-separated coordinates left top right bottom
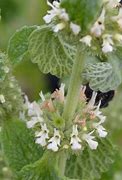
(93, 116, 108, 138)
(70, 22, 81, 35)
(87, 91, 97, 110)
(83, 131, 98, 150)
(80, 35, 92, 47)
(70, 125, 82, 150)
(85, 92, 106, 122)
(26, 116, 43, 129)
(114, 33, 122, 43)
(112, 8, 122, 29)
(96, 125, 108, 137)
(43, 1, 69, 24)
(53, 22, 66, 32)
(47, 129, 61, 152)
(91, 9, 105, 37)
(102, 34, 114, 53)
(0, 94, 5, 104)
(52, 83, 65, 103)
(25, 96, 43, 117)
(93, 101, 106, 122)
(35, 123, 49, 146)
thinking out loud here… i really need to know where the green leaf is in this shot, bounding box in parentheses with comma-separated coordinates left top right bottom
(19, 151, 78, 180)
(83, 61, 121, 92)
(28, 25, 76, 78)
(1, 119, 43, 173)
(65, 139, 115, 180)
(7, 26, 37, 66)
(19, 152, 64, 180)
(61, 0, 102, 32)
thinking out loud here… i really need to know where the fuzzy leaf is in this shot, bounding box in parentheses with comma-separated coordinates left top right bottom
(7, 26, 37, 66)
(19, 152, 70, 180)
(61, 0, 102, 31)
(65, 139, 115, 180)
(19, 152, 78, 180)
(1, 119, 43, 173)
(28, 25, 76, 78)
(83, 61, 121, 92)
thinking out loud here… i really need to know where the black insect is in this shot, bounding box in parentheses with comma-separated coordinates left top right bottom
(84, 84, 115, 108)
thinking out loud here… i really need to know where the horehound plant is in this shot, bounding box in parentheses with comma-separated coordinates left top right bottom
(0, 0, 122, 179)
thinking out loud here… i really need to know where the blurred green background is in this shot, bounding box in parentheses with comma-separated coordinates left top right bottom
(0, 0, 122, 179)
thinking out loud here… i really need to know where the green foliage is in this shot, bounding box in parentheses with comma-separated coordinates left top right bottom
(7, 26, 37, 66)
(19, 151, 78, 180)
(28, 25, 76, 78)
(0, 53, 23, 119)
(1, 119, 43, 173)
(65, 139, 115, 180)
(83, 61, 121, 92)
(19, 152, 62, 180)
(61, 0, 102, 32)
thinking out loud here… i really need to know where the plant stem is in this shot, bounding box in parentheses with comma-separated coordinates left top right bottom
(63, 47, 85, 127)
(58, 151, 67, 176)
(58, 47, 85, 176)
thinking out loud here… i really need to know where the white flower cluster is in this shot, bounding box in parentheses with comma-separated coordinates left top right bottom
(43, 1, 81, 35)
(43, 0, 122, 54)
(24, 84, 108, 152)
(80, 3, 122, 54)
(24, 85, 65, 152)
(70, 91, 107, 151)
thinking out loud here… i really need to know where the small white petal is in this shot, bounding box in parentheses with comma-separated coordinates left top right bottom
(102, 42, 113, 53)
(83, 132, 98, 150)
(60, 10, 69, 21)
(36, 135, 47, 146)
(47, 129, 61, 152)
(70, 137, 82, 150)
(43, 13, 56, 23)
(70, 125, 82, 150)
(26, 116, 43, 129)
(53, 22, 66, 32)
(102, 34, 114, 53)
(91, 9, 105, 37)
(96, 125, 108, 138)
(80, 35, 92, 47)
(87, 91, 97, 109)
(47, 141, 59, 152)
(35, 124, 49, 146)
(70, 22, 81, 35)
(27, 117, 39, 128)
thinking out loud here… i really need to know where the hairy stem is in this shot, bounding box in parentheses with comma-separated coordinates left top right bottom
(58, 151, 67, 176)
(63, 47, 85, 127)
(58, 47, 85, 176)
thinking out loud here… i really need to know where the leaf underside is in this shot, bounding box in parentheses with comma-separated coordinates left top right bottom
(83, 62, 121, 92)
